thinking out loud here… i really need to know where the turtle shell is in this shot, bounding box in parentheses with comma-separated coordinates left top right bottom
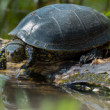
(8, 4, 110, 52)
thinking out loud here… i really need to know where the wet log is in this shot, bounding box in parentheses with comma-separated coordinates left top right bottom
(53, 60, 110, 90)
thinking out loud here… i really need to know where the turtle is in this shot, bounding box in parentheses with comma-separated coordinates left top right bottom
(0, 4, 110, 77)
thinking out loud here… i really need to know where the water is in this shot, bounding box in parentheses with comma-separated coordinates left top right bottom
(0, 76, 81, 110)
(0, 74, 109, 110)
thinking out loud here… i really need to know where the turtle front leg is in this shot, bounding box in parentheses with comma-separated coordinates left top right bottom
(79, 48, 103, 65)
(16, 46, 35, 78)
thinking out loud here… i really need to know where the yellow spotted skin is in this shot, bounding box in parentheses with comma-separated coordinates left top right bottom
(34, 48, 76, 63)
(0, 49, 6, 69)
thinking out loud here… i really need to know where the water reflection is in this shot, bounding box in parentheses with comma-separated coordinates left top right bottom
(63, 87, 110, 110)
(0, 74, 110, 110)
(1, 78, 80, 110)
(2, 80, 65, 110)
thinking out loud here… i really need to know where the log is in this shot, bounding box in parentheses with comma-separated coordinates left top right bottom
(53, 60, 110, 89)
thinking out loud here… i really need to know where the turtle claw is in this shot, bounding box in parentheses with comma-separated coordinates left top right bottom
(79, 54, 95, 66)
(79, 53, 96, 66)
(16, 64, 31, 78)
(16, 69, 21, 78)
(16, 65, 26, 78)
(79, 48, 102, 66)
(79, 55, 87, 66)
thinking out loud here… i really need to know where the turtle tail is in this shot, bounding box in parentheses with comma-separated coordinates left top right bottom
(0, 48, 6, 70)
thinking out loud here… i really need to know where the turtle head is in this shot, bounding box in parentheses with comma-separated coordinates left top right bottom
(5, 39, 26, 63)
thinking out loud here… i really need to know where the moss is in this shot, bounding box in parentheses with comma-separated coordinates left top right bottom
(58, 72, 110, 86)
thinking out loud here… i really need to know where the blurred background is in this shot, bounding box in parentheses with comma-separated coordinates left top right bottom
(0, 0, 110, 39)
